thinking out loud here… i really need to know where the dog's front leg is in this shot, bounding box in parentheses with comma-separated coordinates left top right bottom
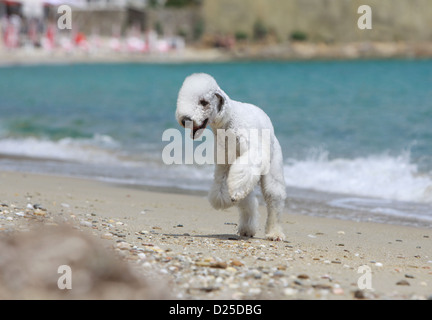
(227, 151, 262, 203)
(227, 132, 268, 203)
(208, 164, 234, 210)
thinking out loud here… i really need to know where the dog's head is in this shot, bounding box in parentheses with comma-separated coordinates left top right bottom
(176, 73, 227, 139)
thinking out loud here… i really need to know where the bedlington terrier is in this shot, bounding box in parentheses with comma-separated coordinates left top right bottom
(176, 73, 286, 241)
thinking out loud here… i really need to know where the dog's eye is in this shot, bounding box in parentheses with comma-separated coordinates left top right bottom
(199, 99, 209, 107)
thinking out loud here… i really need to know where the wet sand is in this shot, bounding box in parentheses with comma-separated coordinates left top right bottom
(0, 170, 431, 300)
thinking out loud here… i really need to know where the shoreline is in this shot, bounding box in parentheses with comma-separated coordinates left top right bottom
(1, 154, 431, 229)
(1, 41, 432, 67)
(1, 170, 431, 300)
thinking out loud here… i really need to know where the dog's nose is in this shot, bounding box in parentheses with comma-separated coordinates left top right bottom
(181, 116, 193, 128)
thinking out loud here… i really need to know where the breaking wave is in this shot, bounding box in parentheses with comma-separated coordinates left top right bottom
(284, 149, 432, 204)
(0, 135, 123, 164)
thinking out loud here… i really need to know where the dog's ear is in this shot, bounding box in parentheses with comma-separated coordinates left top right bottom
(215, 91, 225, 113)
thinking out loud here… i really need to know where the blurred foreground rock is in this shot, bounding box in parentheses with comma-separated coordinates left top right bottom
(0, 225, 168, 299)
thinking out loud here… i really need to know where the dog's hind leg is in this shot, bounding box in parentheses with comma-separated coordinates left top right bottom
(237, 192, 259, 238)
(260, 154, 287, 241)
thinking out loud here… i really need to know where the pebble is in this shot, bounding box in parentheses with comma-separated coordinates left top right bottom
(196, 261, 211, 267)
(321, 274, 333, 281)
(116, 242, 131, 250)
(273, 270, 284, 277)
(396, 280, 410, 286)
(248, 288, 261, 295)
(33, 204, 46, 211)
(34, 209, 46, 216)
(333, 287, 344, 295)
(231, 292, 244, 300)
(283, 288, 297, 296)
(210, 262, 228, 269)
(79, 220, 92, 227)
(230, 260, 244, 267)
(137, 253, 146, 260)
(353, 290, 366, 299)
(101, 233, 114, 240)
(312, 284, 332, 290)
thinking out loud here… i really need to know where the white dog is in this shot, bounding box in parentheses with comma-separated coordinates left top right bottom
(176, 73, 286, 241)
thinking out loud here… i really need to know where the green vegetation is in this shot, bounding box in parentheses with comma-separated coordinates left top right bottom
(290, 30, 308, 42)
(165, 0, 202, 7)
(253, 20, 268, 40)
(235, 31, 248, 41)
(193, 19, 205, 41)
(154, 21, 164, 35)
(177, 28, 188, 38)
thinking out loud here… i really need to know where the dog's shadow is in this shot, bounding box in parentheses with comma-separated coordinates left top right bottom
(163, 233, 241, 241)
(162, 232, 289, 243)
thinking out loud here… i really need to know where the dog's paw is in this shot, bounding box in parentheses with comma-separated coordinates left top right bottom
(229, 189, 248, 203)
(227, 165, 257, 203)
(209, 187, 233, 210)
(238, 224, 256, 238)
(265, 232, 285, 242)
(265, 227, 286, 242)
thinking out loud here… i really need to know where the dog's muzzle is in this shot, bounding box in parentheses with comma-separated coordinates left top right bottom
(180, 117, 209, 140)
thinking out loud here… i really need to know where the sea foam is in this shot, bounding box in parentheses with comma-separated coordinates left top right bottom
(284, 149, 432, 204)
(0, 135, 122, 164)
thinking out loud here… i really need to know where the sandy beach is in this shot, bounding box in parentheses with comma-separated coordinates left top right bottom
(0, 170, 431, 300)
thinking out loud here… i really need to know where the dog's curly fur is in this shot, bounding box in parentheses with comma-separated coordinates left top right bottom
(176, 73, 286, 241)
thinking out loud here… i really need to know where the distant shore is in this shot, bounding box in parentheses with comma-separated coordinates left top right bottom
(1, 41, 432, 66)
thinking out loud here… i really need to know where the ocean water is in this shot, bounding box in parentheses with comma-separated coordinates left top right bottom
(0, 60, 431, 226)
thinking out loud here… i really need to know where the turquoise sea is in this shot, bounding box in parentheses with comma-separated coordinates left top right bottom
(0, 60, 431, 226)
